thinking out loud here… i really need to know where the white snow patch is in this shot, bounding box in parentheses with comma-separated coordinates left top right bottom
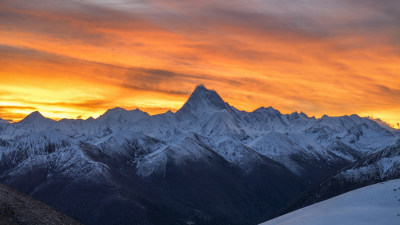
(260, 179, 400, 225)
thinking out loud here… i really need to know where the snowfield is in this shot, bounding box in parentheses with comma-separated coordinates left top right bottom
(261, 179, 400, 225)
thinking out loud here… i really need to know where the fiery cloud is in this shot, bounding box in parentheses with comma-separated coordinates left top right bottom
(0, 0, 399, 127)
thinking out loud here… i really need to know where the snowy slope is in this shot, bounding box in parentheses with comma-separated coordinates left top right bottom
(289, 138, 400, 210)
(261, 179, 400, 225)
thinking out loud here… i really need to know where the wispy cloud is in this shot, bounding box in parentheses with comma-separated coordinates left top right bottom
(0, 0, 399, 126)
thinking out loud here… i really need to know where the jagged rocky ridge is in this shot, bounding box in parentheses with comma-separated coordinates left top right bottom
(0, 85, 398, 225)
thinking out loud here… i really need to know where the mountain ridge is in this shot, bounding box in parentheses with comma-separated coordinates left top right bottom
(2, 85, 397, 131)
(0, 85, 399, 225)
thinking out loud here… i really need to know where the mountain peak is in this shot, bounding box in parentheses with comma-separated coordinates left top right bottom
(105, 107, 127, 114)
(86, 116, 95, 121)
(191, 85, 222, 99)
(192, 84, 208, 93)
(290, 111, 309, 120)
(26, 111, 44, 119)
(176, 85, 229, 118)
(0, 118, 10, 124)
(19, 111, 52, 124)
(253, 106, 281, 114)
(97, 107, 148, 123)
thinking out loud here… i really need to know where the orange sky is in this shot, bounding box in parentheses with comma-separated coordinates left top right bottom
(0, 0, 399, 128)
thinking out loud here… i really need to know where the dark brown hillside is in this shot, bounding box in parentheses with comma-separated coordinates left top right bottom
(0, 183, 81, 225)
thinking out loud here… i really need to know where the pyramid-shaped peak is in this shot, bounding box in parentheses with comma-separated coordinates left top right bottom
(192, 84, 208, 93)
(191, 84, 218, 97)
(105, 107, 127, 114)
(192, 85, 224, 102)
(20, 111, 52, 124)
(176, 85, 229, 117)
(25, 111, 45, 119)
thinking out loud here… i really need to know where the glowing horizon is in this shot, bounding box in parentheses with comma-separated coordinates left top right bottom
(2, 85, 399, 131)
(0, 0, 399, 128)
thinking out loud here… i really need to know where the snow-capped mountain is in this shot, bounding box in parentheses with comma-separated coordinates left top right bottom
(289, 139, 400, 210)
(261, 179, 400, 225)
(0, 85, 398, 225)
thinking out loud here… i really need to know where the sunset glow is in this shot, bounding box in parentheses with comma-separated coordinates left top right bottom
(0, 0, 399, 128)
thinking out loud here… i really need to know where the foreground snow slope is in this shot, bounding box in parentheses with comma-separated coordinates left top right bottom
(261, 179, 400, 225)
